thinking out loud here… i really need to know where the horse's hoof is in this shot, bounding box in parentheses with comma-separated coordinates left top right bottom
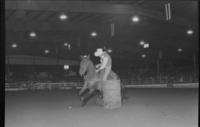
(80, 97, 87, 107)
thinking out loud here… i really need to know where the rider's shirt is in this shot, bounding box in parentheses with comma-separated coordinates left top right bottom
(100, 52, 112, 69)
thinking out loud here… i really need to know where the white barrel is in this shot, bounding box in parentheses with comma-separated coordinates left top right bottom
(102, 80, 121, 109)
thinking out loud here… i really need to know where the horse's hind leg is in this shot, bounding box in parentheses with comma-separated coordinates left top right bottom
(121, 83, 128, 104)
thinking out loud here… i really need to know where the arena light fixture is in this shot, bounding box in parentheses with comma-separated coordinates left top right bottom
(132, 16, 140, 22)
(91, 32, 97, 37)
(59, 13, 68, 20)
(107, 49, 112, 53)
(187, 29, 194, 35)
(64, 42, 69, 47)
(177, 48, 183, 52)
(29, 32, 36, 37)
(68, 44, 71, 51)
(64, 65, 69, 70)
(139, 41, 145, 45)
(141, 54, 146, 58)
(143, 43, 149, 48)
(11, 43, 18, 48)
(44, 49, 50, 54)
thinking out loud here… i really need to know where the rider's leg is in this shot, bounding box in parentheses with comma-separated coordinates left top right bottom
(103, 68, 111, 81)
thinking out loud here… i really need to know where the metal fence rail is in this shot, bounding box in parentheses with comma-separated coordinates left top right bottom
(5, 81, 199, 91)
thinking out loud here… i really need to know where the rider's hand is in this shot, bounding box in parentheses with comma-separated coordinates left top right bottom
(96, 64, 101, 69)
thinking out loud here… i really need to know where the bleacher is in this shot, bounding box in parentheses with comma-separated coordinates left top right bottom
(5, 67, 199, 91)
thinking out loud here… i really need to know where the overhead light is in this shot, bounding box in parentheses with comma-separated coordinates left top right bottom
(64, 42, 69, 47)
(59, 13, 68, 20)
(165, 3, 171, 21)
(11, 43, 18, 48)
(177, 48, 183, 52)
(64, 65, 69, 70)
(68, 44, 71, 51)
(143, 43, 149, 48)
(139, 41, 145, 45)
(132, 16, 140, 22)
(91, 32, 97, 37)
(29, 32, 36, 37)
(141, 54, 146, 58)
(107, 49, 112, 53)
(187, 29, 194, 35)
(44, 49, 50, 54)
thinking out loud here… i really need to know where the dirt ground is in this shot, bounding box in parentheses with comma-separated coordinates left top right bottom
(5, 88, 198, 127)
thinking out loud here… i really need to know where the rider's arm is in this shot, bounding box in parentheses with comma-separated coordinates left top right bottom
(96, 64, 101, 68)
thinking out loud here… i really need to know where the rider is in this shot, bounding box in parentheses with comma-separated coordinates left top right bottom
(94, 48, 112, 81)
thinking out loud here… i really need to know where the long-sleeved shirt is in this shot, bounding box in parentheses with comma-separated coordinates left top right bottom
(99, 52, 112, 70)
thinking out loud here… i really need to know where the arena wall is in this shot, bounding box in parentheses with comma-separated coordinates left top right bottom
(5, 82, 199, 91)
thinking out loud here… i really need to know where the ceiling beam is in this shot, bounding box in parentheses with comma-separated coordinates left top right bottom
(5, 0, 194, 27)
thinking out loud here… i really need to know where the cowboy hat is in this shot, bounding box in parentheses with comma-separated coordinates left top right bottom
(94, 48, 104, 57)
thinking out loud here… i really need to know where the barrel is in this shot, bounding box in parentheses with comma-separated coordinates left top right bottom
(102, 80, 121, 109)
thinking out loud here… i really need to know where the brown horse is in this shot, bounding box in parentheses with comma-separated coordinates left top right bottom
(79, 55, 126, 106)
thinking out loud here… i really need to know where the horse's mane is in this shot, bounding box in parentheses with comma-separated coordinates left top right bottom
(82, 58, 97, 79)
(87, 59, 96, 71)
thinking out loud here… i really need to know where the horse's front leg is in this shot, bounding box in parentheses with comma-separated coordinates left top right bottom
(79, 81, 88, 96)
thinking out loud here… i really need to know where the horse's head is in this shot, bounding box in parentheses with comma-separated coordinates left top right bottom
(79, 55, 91, 76)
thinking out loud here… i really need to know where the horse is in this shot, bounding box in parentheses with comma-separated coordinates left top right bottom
(79, 55, 127, 106)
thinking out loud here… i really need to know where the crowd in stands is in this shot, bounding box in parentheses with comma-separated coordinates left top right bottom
(5, 71, 82, 83)
(5, 68, 198, 86)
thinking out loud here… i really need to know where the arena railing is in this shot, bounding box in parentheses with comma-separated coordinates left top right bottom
(5, 80, 199, 91)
